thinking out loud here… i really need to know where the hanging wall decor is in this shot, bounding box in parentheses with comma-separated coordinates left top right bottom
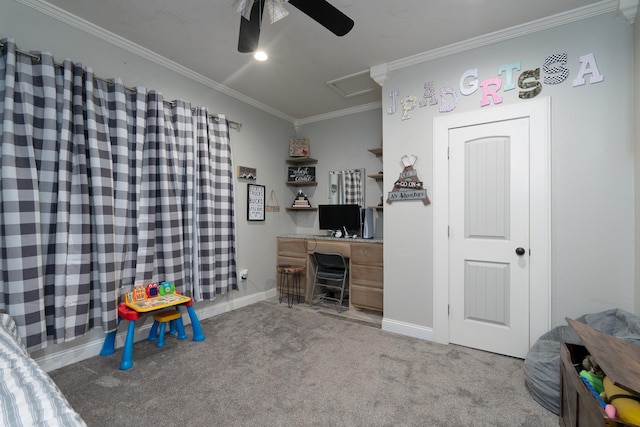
(289, 137, 310, 157)
(247, 183, 265, 221)
(266, 189, 281, 212)
(387, 154, 430, 205)
(287, 166, 316, 183)
(238, 165, 257, 180)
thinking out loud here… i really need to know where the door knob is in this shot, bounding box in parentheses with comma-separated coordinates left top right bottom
(515, 247, 526, 256)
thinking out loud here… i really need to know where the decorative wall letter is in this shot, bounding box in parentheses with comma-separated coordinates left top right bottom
(459, 68, 479, 96)
(479, 77, 503, 107)
(572, 53, 604, 86)
(400, 95, 418, 120)
(419, 81, 438, 107)
(543, 53, 569, 85)
(387, 90, 399, 115)
(439, 87, 458, 113)
(497, 61, 521, 91)
(518, 68, 542, 99)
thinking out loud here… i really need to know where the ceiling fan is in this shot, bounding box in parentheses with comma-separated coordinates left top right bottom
(235, 0, 355, 53)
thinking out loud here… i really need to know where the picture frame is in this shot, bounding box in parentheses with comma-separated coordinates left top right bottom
(289, 137, 309, 157)
(247, 183, 265, 221)
(287, 166, 316, 183)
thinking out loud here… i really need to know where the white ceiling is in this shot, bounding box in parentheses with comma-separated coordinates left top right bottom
(37, 0, 619, 121)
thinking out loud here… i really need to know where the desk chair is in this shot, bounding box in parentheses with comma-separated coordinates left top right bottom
(309, 252, 348, 312)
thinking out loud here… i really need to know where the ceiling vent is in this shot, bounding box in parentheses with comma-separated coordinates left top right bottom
(327, 70, 380, 98)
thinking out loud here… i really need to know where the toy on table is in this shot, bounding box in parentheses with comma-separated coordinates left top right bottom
(159, 281, 175, 295)
(124, 282, 190, 313)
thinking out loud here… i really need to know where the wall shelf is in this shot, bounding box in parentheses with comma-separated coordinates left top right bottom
(286, 157, 318, 165)
(367, 173, 383, 181)
(367, 148, 382, 157)
(285, 207, 317, 211)
(368, 206, 384, 210)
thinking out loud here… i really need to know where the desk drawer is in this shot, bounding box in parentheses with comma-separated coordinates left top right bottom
(277, 238, 307, 258)
(350, 242, 383, 266)
(350, 264, 383, 289)
(351, 284, 383, 312)
(306, 240, 351, 258)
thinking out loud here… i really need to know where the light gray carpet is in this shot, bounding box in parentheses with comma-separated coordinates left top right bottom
(49, 299, 557, 427)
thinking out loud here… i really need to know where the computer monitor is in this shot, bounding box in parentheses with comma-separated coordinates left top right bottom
(318, 204, 361, 234)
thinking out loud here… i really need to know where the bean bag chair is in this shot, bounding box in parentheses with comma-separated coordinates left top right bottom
(524, 309, 640, 414)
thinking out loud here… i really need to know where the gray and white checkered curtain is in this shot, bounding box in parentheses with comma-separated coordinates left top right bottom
(329, 170, 362, 205)
(0, 39, 237, 350)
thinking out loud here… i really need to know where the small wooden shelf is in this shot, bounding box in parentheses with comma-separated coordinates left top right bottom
(368, 148, 382, 157)
(286, 157, 318, 165)
(367, 174, 383, 181)
(368, 206, 384, 210)
(285, 207, 318, 211)
(286, 181, 317, 187)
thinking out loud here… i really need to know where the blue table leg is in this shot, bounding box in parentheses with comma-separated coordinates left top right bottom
(186, 305, 205, 342)
(100, 318, 121, 356)
(120, 320, 136, 370)
(147, 320, 159, 342)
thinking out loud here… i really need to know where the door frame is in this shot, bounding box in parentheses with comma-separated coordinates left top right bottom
(432, 97, 551, 350)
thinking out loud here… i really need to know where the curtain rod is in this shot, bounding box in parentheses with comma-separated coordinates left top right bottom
(0, 42, 242, 132)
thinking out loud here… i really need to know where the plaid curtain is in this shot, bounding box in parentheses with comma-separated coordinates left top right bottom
(329, 170, 363, 205)
(0, 39, 237, 351)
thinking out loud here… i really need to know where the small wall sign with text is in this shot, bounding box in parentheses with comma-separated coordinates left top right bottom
(387, 154, 430, 205)
(247, 183, 265, 221)
(289, 138, 310, 157)
(287, 166, 316, 183)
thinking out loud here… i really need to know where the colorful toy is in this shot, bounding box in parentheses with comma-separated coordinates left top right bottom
(124, 282, 186, 312)
(579, 354, 604, 394)
(603, 376, 640, 424)
(125, 285, 148, 303)
(159, 281, 175, 295)
(146, 282, 159, 298)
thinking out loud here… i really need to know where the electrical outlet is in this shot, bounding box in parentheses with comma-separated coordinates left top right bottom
(239, 269, 248, 280)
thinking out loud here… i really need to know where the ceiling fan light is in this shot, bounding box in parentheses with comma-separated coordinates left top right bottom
(254, 51, 268, 61)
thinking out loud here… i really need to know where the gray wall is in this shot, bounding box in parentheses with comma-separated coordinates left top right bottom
(379, 12, 635, 335)
(295, 109, 383, 235)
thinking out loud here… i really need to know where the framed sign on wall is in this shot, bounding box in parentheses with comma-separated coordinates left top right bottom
(247, 183, 265, 221)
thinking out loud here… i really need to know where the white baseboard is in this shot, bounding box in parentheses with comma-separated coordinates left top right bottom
(381, 317, 434, 341)
(35, 288, 278, 373)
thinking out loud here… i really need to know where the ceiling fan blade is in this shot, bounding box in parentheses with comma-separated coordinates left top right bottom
(288, 0, 354, 37)
(238, 0, 265, 53)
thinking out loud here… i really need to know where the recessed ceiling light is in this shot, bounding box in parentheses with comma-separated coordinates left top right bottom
(254, 51, 268, 61)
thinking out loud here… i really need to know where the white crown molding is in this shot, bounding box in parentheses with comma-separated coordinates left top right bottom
(16, 0, 297, 124)
(389, 0, 619, 72)
(370, 63, 389, 87)
(297, 101, 382, 126)
(617, 0, 639, 23)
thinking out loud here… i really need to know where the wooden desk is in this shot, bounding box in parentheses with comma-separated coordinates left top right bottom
(277, 235, 383, 312)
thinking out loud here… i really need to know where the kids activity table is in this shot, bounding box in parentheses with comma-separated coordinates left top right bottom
(100, 293, 205, 370)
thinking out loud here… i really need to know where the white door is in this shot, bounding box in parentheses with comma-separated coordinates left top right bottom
(448, 117, 530, 358)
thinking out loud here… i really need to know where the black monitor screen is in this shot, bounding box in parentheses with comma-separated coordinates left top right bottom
(318, 204, 361, 233)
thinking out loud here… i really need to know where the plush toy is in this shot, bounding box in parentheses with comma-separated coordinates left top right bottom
(579, 354, 604, 394)
(603, 375, 640, 424)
